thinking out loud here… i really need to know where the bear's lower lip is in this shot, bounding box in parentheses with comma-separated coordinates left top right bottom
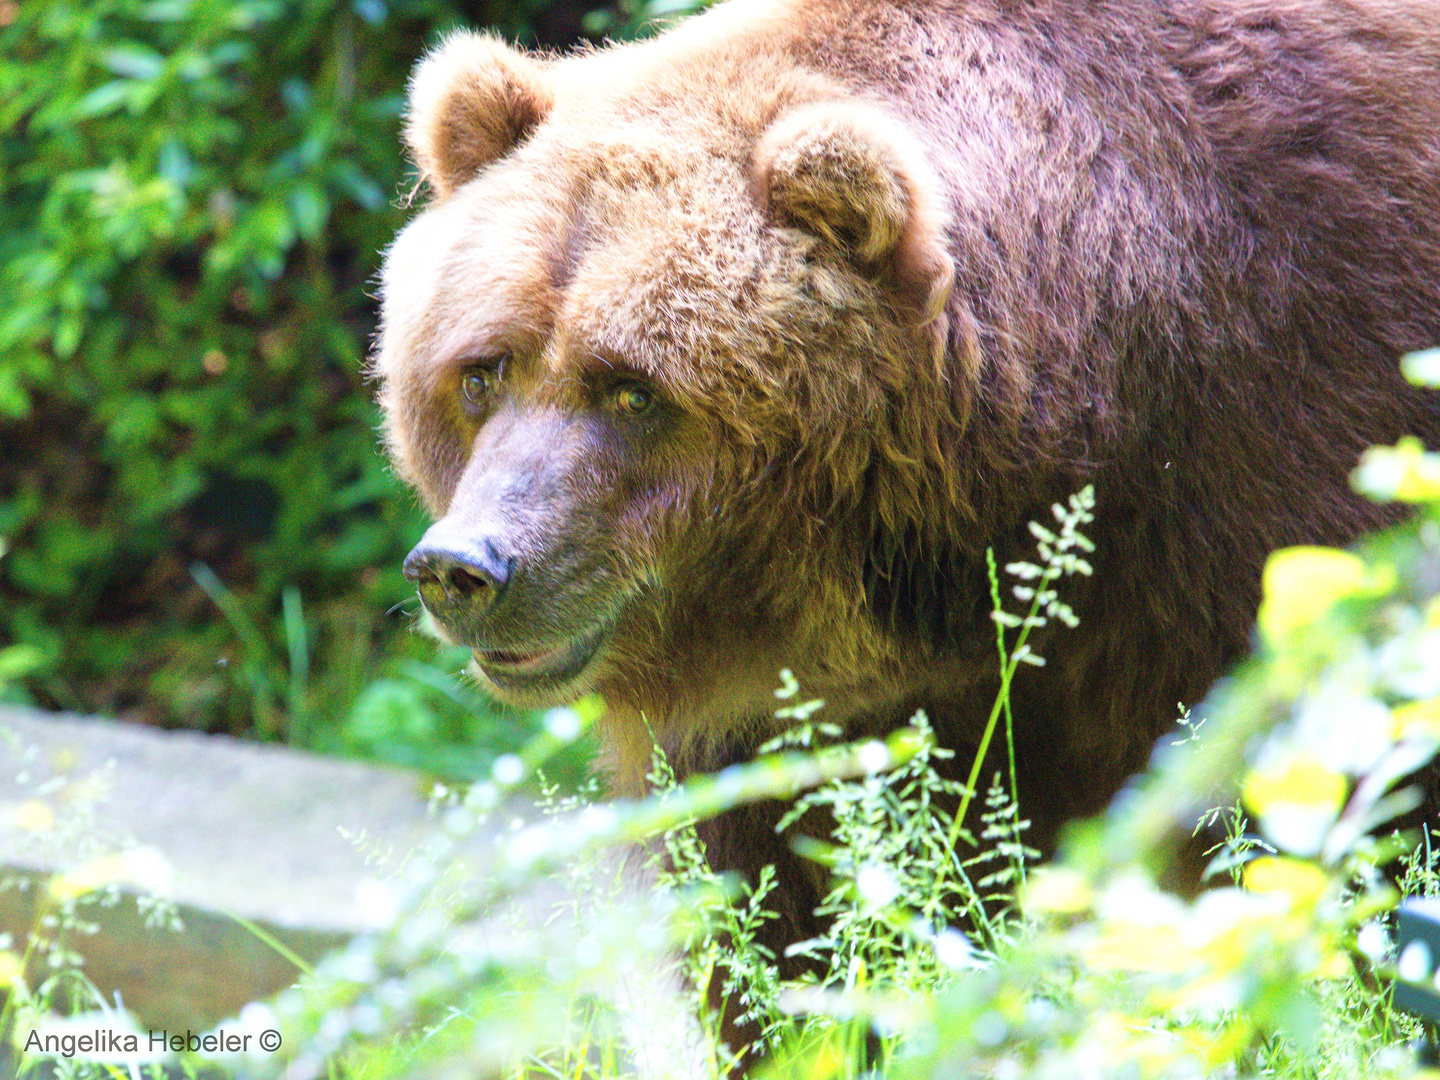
(472, 623, 610, 692)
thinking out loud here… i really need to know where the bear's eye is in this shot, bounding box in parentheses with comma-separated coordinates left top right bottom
(460, 357, 507, 408)
(614, 383, 655, 416)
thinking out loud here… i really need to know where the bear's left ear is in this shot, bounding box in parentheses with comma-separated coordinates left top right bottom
(754, 101, 953, 323)
(404, 31, 553, 199)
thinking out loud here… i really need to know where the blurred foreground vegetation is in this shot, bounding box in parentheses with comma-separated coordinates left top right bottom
(0, 0, 699, 775)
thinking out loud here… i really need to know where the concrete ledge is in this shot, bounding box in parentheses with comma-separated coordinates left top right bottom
(0, 707, 479, 1030)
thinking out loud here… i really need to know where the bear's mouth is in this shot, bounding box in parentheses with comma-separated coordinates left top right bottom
(471, 621, 612, 694)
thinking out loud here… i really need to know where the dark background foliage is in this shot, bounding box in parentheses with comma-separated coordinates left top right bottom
(0, 0, 692, 776)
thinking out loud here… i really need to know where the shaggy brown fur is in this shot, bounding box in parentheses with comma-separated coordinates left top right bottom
(375, 0, 1440, 1056)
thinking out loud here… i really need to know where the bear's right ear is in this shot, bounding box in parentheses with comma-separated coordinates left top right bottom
(404, 31, 553, 199)
(754, 101, 953, 325)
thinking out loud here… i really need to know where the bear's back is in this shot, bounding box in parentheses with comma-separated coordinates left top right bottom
(769, 0, 1440, 793)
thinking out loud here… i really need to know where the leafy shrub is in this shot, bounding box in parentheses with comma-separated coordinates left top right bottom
(0, 0, 460, 735)
(0, 0, 645, 754)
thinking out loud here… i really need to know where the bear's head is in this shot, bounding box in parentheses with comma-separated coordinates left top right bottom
(373, 26, 966, 766)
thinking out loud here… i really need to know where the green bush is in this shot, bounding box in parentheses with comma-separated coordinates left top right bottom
(1, 0, 450, 734)
(0, 0, 642, 758)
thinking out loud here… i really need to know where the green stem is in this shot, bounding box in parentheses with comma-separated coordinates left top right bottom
(223, 910, 314, 975)
(950, 568, 1051, 843)
(282, 584, 310, 747)
(923, 552, 1052, 930)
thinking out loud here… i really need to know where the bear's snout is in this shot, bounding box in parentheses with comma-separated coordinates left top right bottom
(403, 514, 621, 699)
(404, 525, 514, 628)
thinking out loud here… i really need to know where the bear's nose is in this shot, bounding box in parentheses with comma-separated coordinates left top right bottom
(403, 531, 513, 617)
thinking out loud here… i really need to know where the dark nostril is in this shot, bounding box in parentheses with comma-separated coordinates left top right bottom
(403, 536, 514, 610)
(445, 566, 490, 598)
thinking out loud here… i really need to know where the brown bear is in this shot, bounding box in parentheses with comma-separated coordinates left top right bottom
(373, 0, 1440, 1052)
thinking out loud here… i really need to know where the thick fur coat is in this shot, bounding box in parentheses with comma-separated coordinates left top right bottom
(374, 0, 1440, 1048)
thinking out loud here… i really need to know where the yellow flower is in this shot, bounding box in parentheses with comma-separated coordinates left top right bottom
(1243, 856, 1330, 909)
(48, 854, 130, 902)
(1393, 697, 1440, 740)
(1315, 948, 1354, 980)
(1257, 547, 1389, 643)
(9, 799, 54, 833)
(1353, 436, 1440, 503)
(0, 950, 24, 990)
(47, 847, 173, 903)
(1242, 755, 1348, 855)
(1084, 924, 1198, 974)
(1243, 756, 1348, 819)
(1022, 866, 1092, 915)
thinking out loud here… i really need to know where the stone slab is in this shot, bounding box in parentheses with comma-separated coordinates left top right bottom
(0, 707, 492, 1030)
